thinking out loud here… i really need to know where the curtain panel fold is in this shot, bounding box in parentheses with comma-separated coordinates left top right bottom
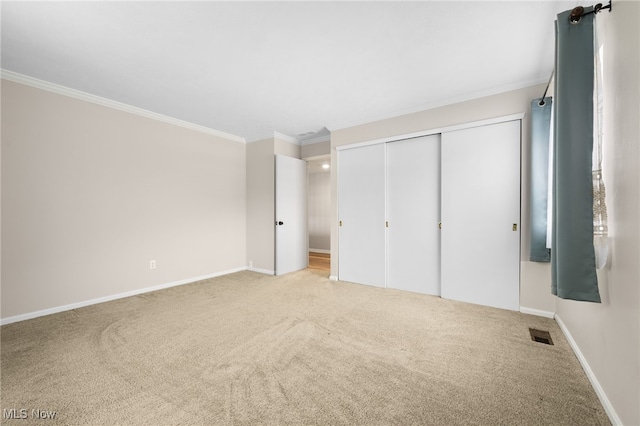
(551, 7, 601, 303)
(529, 98, 553, 262)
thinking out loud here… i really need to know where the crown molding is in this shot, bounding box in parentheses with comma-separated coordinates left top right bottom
(273, 131, 300, 145)
(327, 76, 548, 132)
(300, 134, 331, 146)
(245, 136, 274, 144)
(248, 131, 322, 146)
(1, 69, 246, 144)
(246, 131, 300, 145)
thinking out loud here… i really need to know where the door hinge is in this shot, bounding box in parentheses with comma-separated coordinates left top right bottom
(339, 220, 343, 227)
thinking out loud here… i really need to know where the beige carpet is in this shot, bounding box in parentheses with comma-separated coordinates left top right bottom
(1, 269, 609, 425)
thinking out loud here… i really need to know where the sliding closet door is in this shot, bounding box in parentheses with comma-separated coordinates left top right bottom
(338, 144, 386, 287)
(387, 135, 441, 295)
(441, 120, 521, 311)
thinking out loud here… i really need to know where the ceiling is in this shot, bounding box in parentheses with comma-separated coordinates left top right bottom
(1, 1, 576, 142)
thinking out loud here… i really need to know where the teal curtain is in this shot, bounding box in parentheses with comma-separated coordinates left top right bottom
(529, 97, 553, 262)
(551, 7, 601, 302)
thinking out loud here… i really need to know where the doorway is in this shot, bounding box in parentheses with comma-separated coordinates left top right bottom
(306, 156, 331, 272)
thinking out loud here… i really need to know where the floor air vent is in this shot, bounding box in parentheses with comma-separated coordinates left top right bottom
(529, 328, 554, 345)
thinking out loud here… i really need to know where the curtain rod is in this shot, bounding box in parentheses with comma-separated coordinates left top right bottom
(569, 0, 612, 23)
(538, 0, 612, 106)
(538, 70, 554, 106)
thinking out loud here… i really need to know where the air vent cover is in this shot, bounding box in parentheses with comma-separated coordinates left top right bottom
(529, 328, 554, 345)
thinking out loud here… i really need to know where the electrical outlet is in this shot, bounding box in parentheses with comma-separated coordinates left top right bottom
(249, 261, 253, 268)
(150, 260, 156, 270)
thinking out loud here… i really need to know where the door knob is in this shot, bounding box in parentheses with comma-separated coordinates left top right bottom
(276, 221, 284, 226)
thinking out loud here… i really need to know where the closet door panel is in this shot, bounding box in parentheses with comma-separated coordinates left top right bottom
(338, 144, 386, 287)
(441, 120, 521, 311)
(387, 135, 441, 295)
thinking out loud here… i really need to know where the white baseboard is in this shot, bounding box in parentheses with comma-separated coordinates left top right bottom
(519, 306, 555, 318)
(329, 275, 338, 281)
(247, 267, 275, 275)
(554, 314, 622, 426)
(0, 267, 247, 326)
(309, 248, 331, 254)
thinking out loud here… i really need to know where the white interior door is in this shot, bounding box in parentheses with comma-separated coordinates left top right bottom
(387, 135, 441, 295)
(338, 144, 386, 287)
(441, 120, 521, 311)
(275, 155, 307, 275)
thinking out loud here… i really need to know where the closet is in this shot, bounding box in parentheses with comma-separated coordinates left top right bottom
(337, 144, 386, 287)
(337, 118, 521, 311)
(440, 121, 521, 311)
(386, 135, 441, 295)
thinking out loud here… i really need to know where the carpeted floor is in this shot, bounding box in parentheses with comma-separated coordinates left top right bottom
(1, 269, 609, 425)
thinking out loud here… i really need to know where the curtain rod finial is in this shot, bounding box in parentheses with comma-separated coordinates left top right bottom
(570, 6, 584, 23)
(569, 1, 612, 23)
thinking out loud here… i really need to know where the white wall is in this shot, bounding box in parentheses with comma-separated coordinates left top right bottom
(329, 5, 639, 422)
(301, 140, 330, 159)
(330, 84, 556, 314)
(245, 136, 300, 273)
(555, 2, 640, 424)
(275, 137, 301, 159)
(246, 138, 275, 273)
(1, 79, 247, 320)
